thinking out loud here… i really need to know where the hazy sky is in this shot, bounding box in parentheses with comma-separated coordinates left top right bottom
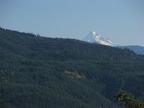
(0, 0, 144, 46)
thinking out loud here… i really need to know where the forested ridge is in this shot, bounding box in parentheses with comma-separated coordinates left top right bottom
(0, 27, 144, 108)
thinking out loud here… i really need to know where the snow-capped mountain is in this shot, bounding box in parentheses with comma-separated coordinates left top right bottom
(83, 31, 118, 46)
(82, 31, 144, 54)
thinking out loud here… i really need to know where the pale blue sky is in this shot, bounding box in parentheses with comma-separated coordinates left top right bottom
(0, 0, 144, 46)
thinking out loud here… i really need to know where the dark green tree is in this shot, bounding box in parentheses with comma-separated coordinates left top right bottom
(115, 91, 144, 108)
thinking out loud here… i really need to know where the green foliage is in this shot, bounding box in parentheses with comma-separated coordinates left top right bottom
(115, 91, 144, 108)
(0, 27, 144, 108)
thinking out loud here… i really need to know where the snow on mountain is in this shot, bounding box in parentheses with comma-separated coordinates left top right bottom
(83, 31, 118, 46)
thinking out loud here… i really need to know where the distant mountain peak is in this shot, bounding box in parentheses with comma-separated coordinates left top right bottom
(83, 31, 118, 46)
(92, 31, 97, 35)
(90, 31, 100, 37)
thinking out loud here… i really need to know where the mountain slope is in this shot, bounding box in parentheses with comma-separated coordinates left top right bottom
(83, 31, 118, 46)
(0, 27, 144, 108)
(123, 45, 144, 55)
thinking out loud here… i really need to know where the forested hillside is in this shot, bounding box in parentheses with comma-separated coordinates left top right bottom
(0, 27, 144, 108)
